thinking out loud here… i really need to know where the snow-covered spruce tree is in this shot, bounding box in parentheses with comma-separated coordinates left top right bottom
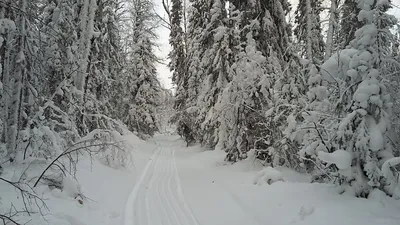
(325, 0, 398, 197)
(247, 0, 305, 168)
(171, 0, 209, 145)
(0, 0, 78, 164)
(372, 3, 400, 156)
(218, 27, 272, 162)
(1, 0, 50, 161)
(169, 0, 186, 89)
(216, 0, 294, 163)
(338, 0, 362, 48)
(2, 0, 79, 162)
(294, 0, 324, 64)
(6, 0, 28, 159)
(264, 56, 305, 169)
(195, 0, 239, 148)
(298, 64, 332, 175)
(294, 0, 332, 174)
(75, 0, 97, 95)
(168, 0, 193, 142)
(120, 0, 161, 137)
(82, 0, 124, 132)
(37, 0, 81, 143)
(128, 40, 161, 137)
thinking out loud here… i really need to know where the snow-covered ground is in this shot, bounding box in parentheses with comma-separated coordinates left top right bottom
(0, 133, 156, 225)
(2, 132, 400, 225)
(171, 136, 400, 225)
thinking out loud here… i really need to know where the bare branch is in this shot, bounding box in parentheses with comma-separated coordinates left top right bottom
(155, 13, 171, 30)
(34, 140, 123, 188)
(162, 0, 171, 24)
(0, 214, 21, 225)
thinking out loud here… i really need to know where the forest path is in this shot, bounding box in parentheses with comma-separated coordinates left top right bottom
(123, 134, 264, 225)
(123, 135, 199, 225)
(122, 134, 400, 225)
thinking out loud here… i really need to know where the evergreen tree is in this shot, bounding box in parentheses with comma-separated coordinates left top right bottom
(7, 0, 29, 157)
(295, 0, 329, 173)
(0, 0, 163, 164)
(298, 64, 332, 175)
(323, 0, 397, 196)
(338, 0, 362, 48)
(218, 25, 272, 161)
(169, 0, 185, 88)
(121, 0, 161, 137)
(294, 0, 325, 64)
(195, 0, 236, 148)
(83, 0, 124, 132)
(217, 0, 302, 164)
(171, 0, 210, 145)
(0, 2, 16, 154)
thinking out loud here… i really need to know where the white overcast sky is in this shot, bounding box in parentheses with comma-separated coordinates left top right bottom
(153, 0, 400, 90)
(154, 1, 173, 90)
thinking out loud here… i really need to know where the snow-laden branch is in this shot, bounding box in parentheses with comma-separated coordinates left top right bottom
(382, 157, 400, 178)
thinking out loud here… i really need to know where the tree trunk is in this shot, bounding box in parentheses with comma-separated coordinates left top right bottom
(7, 0, 27, 156)
(325, 0, 337, 61)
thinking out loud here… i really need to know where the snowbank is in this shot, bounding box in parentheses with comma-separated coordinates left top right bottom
(0, 130, 157, 225)
(253, 167, 285, 185)
(174, 138, 400, 225)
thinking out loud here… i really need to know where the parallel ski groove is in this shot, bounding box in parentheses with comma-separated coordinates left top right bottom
(166, 149, 191, 225)
(125, 145, 200, 225)
(157, 150, 176, 225)
(171, 148, 202, 225)
(124, 149, 160, 225)
(145, 147, 163, 225)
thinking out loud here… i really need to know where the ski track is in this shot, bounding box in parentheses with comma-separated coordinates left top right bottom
(124, 140, 266, 225)
(124, 143, 201, 225)
(124, 149, 160, 225)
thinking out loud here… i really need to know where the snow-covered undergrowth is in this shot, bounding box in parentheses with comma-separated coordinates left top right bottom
(174, 140, 400, 225)
(0, 130, 157, 225)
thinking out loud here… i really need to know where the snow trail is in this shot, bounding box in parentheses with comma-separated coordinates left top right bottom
(124, 149, 161, 225)
(123, 134, 400, 225)
(124, 140, 200, 225)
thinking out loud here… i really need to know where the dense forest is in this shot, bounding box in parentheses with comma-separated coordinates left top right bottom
(168, 0, 400, 197)
(0, 0, 165, 222)
(0, 0, 165, 161)
(1, 0, 400, 223)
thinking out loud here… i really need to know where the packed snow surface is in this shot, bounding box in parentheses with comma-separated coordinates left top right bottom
(2, 133, 400, 225)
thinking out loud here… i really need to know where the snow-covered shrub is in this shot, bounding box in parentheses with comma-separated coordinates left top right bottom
(261, 58, 306, 169)
(316, 0, 400, 197)
(298, 64, 335, 176)
(81, 129, 131, 169)
(253, 167, 285, 185)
